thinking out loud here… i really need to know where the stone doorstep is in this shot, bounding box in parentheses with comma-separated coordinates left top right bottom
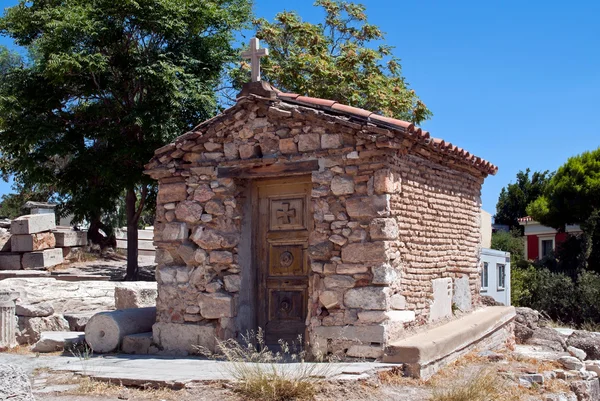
(383, 306, 516, 366)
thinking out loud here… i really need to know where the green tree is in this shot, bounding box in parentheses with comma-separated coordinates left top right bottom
(491, 229, 525, 264)
(495, 168, 551, 231)
(528, 147, 600, 272)
(230, 0, 431, 124)
(0, 183, 55, 219)
(0, 0, 251, 279)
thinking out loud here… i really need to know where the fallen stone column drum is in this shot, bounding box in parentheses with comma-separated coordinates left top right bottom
(85, 307, 156, 353)
(0, 290, 18, 349)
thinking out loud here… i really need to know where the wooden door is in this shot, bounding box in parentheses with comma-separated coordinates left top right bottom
(255, 176, 311, 345)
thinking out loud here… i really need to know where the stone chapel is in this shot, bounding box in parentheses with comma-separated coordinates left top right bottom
(145, 41, 498, 359)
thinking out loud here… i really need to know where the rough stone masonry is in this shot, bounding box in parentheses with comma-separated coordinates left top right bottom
(145, 81, 497, 357)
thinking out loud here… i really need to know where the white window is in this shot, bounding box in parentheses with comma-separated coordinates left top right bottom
(497, 264, 506, 291)
(481, 262, 489, 291)
(541, 239, 554, 258)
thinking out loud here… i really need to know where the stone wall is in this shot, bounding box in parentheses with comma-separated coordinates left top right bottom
(146, 93, 489, 356)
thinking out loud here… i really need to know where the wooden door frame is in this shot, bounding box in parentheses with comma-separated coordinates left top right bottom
(251, 175, 313, 346)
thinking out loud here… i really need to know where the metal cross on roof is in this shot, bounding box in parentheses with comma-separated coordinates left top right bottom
(241, 37, 269, 82)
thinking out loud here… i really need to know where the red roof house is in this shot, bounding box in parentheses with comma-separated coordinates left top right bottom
(518, 217, 582, 260)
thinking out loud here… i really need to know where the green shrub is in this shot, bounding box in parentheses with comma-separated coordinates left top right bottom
(512, 264, 600, 327)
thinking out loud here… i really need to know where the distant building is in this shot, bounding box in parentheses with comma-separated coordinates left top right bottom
(480, 248, 511, 306)
(21, 201, 74, 228)
(518, 216, 582, 260)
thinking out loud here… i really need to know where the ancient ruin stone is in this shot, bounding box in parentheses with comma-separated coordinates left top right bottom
(369, 218, 399, 240)
(374, 169, 395, 194)
(223, 275, 241, 292)
(345, 195, 390, 219)
(17, 315, 70, 344)
(331, 175, 354, 195)
(199, 293, 233, 319)
(372, 264, 397, 285)
(158, 182, 187, 204)
(162, 223, 187, 241)
(344, 287, 389, 310)
(193, 184, 215, 202)
(298, 134, 320, 151)
(191, 227, 238, 250)
(15, 303, 54, 317)
(175, 201, 203, 223)
(341, 242, 388, 263)
(324, 275, 355, 289)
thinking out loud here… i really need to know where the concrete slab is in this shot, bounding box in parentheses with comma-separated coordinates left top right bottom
(384, 306, 516, 366)
(11, 214, 56, 235)
(22, 248, 64, 269)
(0, 353, 397, 387)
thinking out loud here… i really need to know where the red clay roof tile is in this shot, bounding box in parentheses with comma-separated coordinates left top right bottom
(275, 92, 497, 175)
(331, 103, 373, 118)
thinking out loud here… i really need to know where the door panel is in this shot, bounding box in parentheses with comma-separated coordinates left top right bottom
(256, 176, 311, 345)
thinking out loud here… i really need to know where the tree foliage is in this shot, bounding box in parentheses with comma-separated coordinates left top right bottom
(0, 0, 251, 278)
(528, 147, 600, 272)
(528, 148, 600, 229)
(494, 168, 551, 231)
(231, 0, 431, 124)
(491, 229, 525, 264)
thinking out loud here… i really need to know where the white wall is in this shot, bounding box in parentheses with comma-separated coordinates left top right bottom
(480, 248, 511, 306)
(480, 209, 492, 249)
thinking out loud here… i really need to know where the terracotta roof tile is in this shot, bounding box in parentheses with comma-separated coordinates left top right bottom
(295, 96, 337, 108)
(276, 91, 497, 175)
(331, 103, 373, 118)
(518, 216, 534, 223)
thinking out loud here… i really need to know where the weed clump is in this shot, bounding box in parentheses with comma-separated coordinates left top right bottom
(197, 328, 331, 401)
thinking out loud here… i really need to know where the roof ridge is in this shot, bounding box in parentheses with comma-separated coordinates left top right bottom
(276, 92, 497, 176)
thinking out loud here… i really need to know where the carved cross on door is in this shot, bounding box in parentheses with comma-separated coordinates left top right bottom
(276, 203, 296, 225)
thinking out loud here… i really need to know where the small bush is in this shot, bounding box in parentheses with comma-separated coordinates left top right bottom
(197, 329, 330, 401)
(512, 263, 600, 327)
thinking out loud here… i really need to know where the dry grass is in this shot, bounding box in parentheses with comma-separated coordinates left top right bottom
(429, 368, 502, 401)
(378, 366, 425, 387)
(62, 376, 184, 400)
(0, 344, 32, 354)
(196, 329, 331, 401)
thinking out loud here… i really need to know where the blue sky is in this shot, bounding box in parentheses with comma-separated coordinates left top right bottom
(1, 0, 599, 214)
